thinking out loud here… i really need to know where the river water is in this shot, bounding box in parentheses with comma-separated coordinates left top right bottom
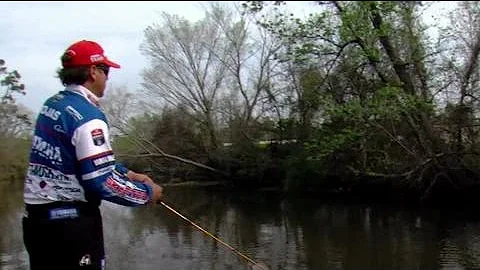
(2, 182, 480, 270)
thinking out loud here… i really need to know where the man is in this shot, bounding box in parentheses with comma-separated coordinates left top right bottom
(22, 39, 163, 270)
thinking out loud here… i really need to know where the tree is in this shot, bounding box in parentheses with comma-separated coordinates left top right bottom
(102, 84, 225, 180)
(141, 2, 287, 150)
(241, 1, 480, 198)
(0, 59, 32, 181)
(140, 7, 229, 153)
(101, 84, 141, 136)
(434, 1, 480, 152)
(0, 59, 32, 138)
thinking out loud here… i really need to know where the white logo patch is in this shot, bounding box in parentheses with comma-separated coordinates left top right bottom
(32, 136, 62, 163)
(66, 105, 84, 121)
(93, 155, 115, 166)
(90, 54, 104, 62)
(40, 105, 61, 121)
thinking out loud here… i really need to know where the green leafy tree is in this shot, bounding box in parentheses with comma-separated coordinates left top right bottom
(0, 59, 25, 103)
(0, 59, 31, 137)
(0, 59, 32, 181)
(242, 1, 480, 199)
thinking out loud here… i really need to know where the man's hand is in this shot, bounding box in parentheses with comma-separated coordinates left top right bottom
(149, 183, 164, 205)
(126, 170, 163, 204)
(126, 171, 154, 186)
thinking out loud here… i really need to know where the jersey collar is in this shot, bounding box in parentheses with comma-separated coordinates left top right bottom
(65, 85, 100, 107)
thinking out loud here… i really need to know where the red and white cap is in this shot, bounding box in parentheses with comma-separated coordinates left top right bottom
(62, 40, 120, 68)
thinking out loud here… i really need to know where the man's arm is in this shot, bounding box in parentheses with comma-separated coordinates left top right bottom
(72, 118, 161, 206)
(123, 166, 163, 204)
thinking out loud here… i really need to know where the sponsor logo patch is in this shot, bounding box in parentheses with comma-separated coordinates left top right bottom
(32, 135, 63, 163)
(40, 105, 61, 121)
(91, 129, 106, 146)
(66, 105, 83, 121)
(49, 208, 79, 220)
(28, 164, 70, 183)
(93, 155, 115, 166)
(90, 54, 104, 62)
(105, 177, 149, 201)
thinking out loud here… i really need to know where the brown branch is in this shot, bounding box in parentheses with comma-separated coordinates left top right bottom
(113, 121, 229, 177)
(460, 32, 480, 104)
(137, 135, 228, 176)
(368, 2, 415, 94)
(420, 171, 458, 201)
(375, 123, 418, 158)
(347, 153, 445, 179)
(117, 152, 228, 177)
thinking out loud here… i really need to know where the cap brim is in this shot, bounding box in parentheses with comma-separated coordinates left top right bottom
(104, 59, 120, 68)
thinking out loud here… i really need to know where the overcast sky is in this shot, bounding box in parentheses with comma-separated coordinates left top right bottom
(0, 1, 455, 115)
(0, 1, 217, 114)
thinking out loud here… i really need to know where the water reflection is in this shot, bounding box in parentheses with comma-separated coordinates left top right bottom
(2, 184, 480, 269)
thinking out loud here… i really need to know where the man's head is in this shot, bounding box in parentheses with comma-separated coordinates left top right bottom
(57, 40, 120, 97)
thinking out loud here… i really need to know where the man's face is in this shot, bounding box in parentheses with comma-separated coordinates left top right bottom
(90, 64, 110, 97)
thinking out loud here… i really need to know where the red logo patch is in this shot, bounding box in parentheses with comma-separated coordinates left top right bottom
(91, 129, 105, 146)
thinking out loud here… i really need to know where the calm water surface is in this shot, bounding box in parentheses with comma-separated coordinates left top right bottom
(2, 181, 480, 270)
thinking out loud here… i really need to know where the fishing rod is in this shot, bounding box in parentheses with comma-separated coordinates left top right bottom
(159, 201, 270, 270)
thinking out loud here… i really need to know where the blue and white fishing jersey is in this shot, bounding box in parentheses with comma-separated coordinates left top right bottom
(24, 85, 152, 206)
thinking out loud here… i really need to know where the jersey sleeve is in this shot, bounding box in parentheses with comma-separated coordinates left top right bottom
(72, 118, 152, 206)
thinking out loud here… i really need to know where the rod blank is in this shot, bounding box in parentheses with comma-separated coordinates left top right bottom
(159, 201, 268, 270)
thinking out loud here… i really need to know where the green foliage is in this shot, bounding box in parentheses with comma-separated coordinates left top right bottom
(0, 59, 26, 104)
(116, 2, 480, 197)
(0, 59, 31, 138)
(296, 68, 322, 116)
(275, 118, 297, 139)
(112, 135, 137, 155)
(220, 138, 295, 189)
(325, 86, 433, 124)
(111, 135, 150, 174)
(305, 127, 362, 161)
(305, 86, 433, 166)
(0, 137, 30, 182)
(284, 151, 325, 192)
(112, 108, 213, 181)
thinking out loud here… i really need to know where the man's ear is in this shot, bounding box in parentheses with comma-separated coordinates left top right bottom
(88, 65, 98, 80)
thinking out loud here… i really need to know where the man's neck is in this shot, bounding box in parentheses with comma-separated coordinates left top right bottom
(82, 82, 100, 98)
(67, 84, 100, 107)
